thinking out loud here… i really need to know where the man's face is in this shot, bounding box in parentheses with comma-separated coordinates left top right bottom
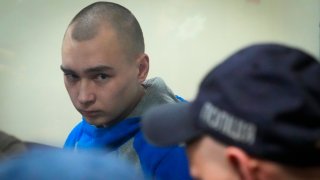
(61, 27, 143, 126)
(187, 136, 236, 180)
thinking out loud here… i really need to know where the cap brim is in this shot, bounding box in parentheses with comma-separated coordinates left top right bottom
(141, 103, 202, 146)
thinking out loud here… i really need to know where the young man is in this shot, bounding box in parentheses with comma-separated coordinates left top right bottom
(142, 44, 320, 180)
(61, 2, 191, 179)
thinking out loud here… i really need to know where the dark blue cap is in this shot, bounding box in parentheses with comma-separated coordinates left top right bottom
(142, 43, 320, 167)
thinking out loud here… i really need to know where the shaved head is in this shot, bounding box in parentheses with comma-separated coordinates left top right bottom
(65, 1, 145, 59)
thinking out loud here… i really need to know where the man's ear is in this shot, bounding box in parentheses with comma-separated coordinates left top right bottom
(225, 146, 258, 180)
(136, 53, 149, 83)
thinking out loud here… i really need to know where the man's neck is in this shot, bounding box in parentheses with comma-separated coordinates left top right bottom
(98, 85, 145, 128)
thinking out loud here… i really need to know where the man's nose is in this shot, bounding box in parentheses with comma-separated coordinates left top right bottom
(78, 80, 95, 106)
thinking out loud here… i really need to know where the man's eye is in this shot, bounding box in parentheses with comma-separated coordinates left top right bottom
(65, 74, 79, 81)
(96, 73, 109, 80)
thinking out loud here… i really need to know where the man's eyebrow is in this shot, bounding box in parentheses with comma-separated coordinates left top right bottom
(84, 65, 113, 74)
(60, 65, 75, 74)
(60, 65, 114, 74)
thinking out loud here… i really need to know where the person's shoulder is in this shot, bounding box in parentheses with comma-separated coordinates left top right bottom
(133, 132, 191, 179)
(133, 131, 187, 167)
(134, 131, 180, 154)
(0, 131, 28, 160)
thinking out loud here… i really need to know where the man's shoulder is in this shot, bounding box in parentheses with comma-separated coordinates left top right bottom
(133, 131, 187, 167)
(133, 131, 191, 179)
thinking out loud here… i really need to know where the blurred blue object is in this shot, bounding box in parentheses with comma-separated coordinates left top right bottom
(0, 148, 145, 180)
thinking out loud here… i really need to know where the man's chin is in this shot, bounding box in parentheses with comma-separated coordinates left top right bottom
(84, 117, 110, 127)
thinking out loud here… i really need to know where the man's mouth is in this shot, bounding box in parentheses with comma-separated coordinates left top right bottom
(80, 110, 100, 118)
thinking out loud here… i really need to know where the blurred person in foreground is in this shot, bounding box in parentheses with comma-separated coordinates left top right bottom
(0, 149, 144, 180)
(142, 43, 320, 180)
(61, 1, 190, 179)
